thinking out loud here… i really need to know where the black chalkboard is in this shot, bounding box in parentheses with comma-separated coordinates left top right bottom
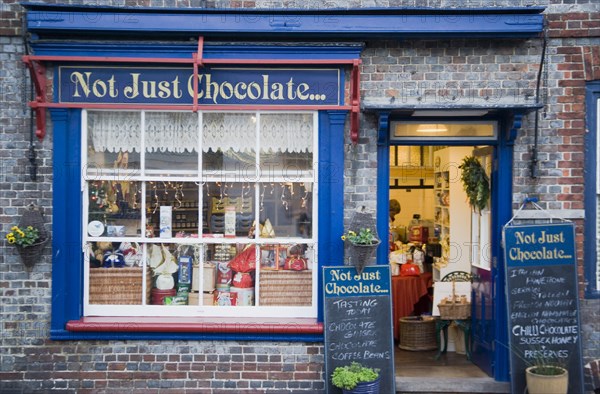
(503, 223, 584, 394)
(323, 265, 395, 394)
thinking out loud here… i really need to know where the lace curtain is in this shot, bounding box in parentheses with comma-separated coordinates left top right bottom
(146, 112, 198, 153)
(260, 114, 313, 154)
(89, 111, 141, 153)
(88, 112, 313, 154)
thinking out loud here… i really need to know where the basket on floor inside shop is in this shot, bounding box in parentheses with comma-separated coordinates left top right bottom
(398, 316, 438, 351)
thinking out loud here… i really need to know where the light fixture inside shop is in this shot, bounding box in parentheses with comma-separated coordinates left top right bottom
(416, 124, 448, 133)
(411, 110, 489, 117)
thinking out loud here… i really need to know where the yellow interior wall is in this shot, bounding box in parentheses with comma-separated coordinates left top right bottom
(389, 186, 435, 227)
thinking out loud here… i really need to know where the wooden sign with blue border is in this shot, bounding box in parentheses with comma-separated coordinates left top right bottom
(323, 265, 395, 393)
(503, 223, 584, 394)
(58, 66, 342, 106)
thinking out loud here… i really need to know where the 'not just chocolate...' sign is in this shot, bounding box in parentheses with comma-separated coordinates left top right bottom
(503, 223, 584, 394)
(323, 265, 395, 394)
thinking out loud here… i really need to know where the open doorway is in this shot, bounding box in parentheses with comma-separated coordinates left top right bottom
(388, 144, 494, 381)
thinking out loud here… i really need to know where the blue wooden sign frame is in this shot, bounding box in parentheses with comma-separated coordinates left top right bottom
(503, 223, 576, 267)
(502, 222, 584, 394)
(323, 265, 395, 394)
(58, 66, 342, 106)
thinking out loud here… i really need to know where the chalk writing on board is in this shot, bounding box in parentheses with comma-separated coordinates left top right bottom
(507, 266, 578, 360)
(323, 266, 395, 393)
(327, 298, 391, 361)
(503, 223, 583, 394)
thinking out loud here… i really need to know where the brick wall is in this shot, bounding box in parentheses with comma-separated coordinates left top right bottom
(0, 340, 324, 393)
(1, 0, 600, 393)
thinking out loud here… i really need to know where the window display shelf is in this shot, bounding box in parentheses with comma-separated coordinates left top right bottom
(89, 211, 141, 220)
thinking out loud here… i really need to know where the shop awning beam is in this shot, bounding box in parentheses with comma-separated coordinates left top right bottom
(23, 4, 545, 39)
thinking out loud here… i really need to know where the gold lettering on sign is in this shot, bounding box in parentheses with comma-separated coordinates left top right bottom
(67, 69, 329, 103)
(124, 73, 140, 99)
(187, 73, 327, 104)
(325, 269, 387, 296)
(509, 230, 572, 263)
(70, 72, 118, 98)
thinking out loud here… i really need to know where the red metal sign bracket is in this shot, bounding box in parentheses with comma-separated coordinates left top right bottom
(22, 56, 47, 141)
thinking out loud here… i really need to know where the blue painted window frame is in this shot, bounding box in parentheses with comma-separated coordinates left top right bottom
(50, 108, 346, 341)
(585, 81, 600, 299)
(47, 43, 354, 340)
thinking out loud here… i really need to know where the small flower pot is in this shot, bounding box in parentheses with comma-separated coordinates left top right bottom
(345, 240, 381, 274)
(17, 238, 49, 269)
(525, 366, 568, 394)
(341, 377, 380, 394)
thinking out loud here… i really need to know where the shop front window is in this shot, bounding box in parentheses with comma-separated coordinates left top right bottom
(586, 81, 600, 298)
(83, 110, 318, 317)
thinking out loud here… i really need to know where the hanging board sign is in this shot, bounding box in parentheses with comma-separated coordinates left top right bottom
(323, 265, 395, 394)
(503, 223, 584, 394)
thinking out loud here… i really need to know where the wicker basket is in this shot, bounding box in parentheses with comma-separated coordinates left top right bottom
(89, 267, 151, 305)
(398, 316, 438, 351)
(259, 270, 312, 306)
(437, 281, 471, 320)
(438, 302, 471, 320)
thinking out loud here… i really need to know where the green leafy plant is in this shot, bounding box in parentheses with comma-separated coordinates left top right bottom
(341, 228, 378, 245)
(5, 225, 40, 247)
(459, 156, 490, 213)
(528, 365, 566, 376)
(331, 362, 379, 390)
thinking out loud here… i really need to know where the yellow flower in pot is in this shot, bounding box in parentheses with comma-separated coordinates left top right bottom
(341, 228, 379, 245)
(5, 225, 40, 247)
(342, 228, 381, 274)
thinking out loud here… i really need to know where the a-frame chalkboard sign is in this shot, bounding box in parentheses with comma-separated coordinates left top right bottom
(502, 200, 584, 394)
(323, 265, 395, 394)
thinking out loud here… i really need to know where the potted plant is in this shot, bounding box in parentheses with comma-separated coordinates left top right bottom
(331, 362, 380, 394)
(497, 341, 570, 394)
(341, 228, 381, 274)
(5, 225, 40, 248)
(525, 364, 568, 394)
(5, 224, 48, 269)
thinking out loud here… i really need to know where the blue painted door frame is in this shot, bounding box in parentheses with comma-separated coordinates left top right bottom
(375, 114, 516, 382)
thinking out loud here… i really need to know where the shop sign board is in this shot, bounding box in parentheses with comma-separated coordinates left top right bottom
(58, 66, 341, 106)
(323, 265, 395, 394)
(503, 223, 584, 394)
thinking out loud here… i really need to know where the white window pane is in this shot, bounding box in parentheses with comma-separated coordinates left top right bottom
(87, 181, 142, 238)
(259, 182, 313, 239)
(145, 112, 198, 176)
(260, 113, 314, 176)
(202, 113, 257, 175)
(86, 111, 141, 176)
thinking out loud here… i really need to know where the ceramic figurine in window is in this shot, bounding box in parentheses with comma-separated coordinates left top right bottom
(103, 250, 125, 268)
